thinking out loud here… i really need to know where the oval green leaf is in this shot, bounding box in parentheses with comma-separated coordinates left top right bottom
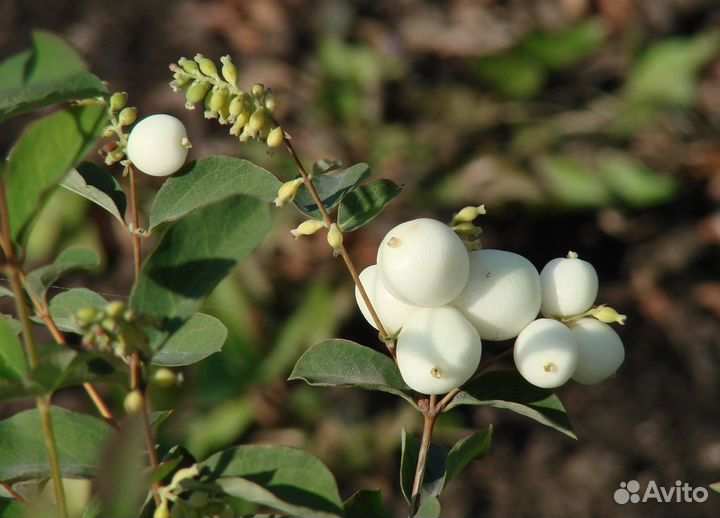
(24, 246, 100, 304)
(148, 156, 280, 231)
(337, 179, 401, 232)
(400, 428, 448, 505)
(151, 313, 227, 366)
(47, 288, 108, 333)
(61, 163, 127, 223)
(293, 163, 370, 219)
(289, 339, 416, 407)
(201, 445, 344, 517)
(0, 406, 114, 483)
(445, 370, 576, 438)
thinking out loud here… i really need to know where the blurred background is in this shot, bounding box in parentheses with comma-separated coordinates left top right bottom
(2, 0, 720, 516)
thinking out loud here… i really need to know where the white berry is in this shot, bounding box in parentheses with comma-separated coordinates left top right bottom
(513, 318, 578, 389)
(540, 252, 598, 318)
(453, 249, 541, 341)
(355, 265, 418, 335)
(396, 306, 482, 395)
(377, 218, 469, 307)
(569, 318, 625, 385)
(127, 114, 190, 177)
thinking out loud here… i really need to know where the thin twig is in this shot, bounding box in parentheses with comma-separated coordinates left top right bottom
(409, 394, 438, 517)
(128, 166, 142, 276)
(281, 134, 396, 358)
(37, 397, 68, 517)
(131, 353, 162, 506)
(2, 483, 27, 504)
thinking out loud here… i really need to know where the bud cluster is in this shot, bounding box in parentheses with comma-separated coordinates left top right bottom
(169, 54, 284, 149)
(73, 301, 150, 359)
(100, 92, 138, 167)
(451, 205, 486, 251)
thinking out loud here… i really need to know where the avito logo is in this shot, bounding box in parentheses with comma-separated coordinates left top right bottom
(614, 480, 709, 504)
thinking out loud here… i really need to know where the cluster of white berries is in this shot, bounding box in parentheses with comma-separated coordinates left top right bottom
(355, 216, 626, 395)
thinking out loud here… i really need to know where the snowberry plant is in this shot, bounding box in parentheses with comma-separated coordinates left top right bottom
(0, 31, 627, 518)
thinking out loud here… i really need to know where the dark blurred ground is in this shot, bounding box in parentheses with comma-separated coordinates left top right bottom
(2, 0, 720, 516)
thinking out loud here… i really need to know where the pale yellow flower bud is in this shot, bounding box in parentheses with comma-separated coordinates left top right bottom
(123, 390, 143, 414)
(453, 205, 486, 224)
(274, 178, 304, 207)
(590, 305, 627, 325)
(219, 55, 237, 85)
(267, 126, 284, 148)
(109, 92, 127, 112)
(326, 223, 343, 251)
(291, 219, 327, 239)
(194, 53, 219, 79)
(452, 222, 482, 236)
(153, 499, 170, 518)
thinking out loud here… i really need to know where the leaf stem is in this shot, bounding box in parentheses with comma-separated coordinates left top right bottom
(0, 177, 69, 517)
(280, 132, 396, 358)
(409, 394, 438, 517)
(131, 353, 163, 506)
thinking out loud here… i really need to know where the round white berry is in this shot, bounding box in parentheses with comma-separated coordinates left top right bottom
(377, 218, 469, 307)
(127, 114, 190, 177)
(513, 318, 578, 389)
(396, 306, 481, 395)
(355, 265, 418, 335)
(540, 252, 598, 318)
(569, 318, 625, 385)
(453, 249, 541, 341)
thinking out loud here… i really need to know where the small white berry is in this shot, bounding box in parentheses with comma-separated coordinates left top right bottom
(377, 218, 469, 307)
(355, 265, 417, 335)
(127, 114, 190, 177)
(514, 318, 578, 389)
(396, 306, 482, 395)
(540, 252, 598, 318)
(453, 249, 541, 341)
(569, 318, 625, 384)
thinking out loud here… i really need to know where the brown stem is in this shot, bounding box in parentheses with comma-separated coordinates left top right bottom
(409, 394, 438, 517)
(281, 135, 395, 357)
(128, 166, 142, 277)
(131, 353, 162, 506)
(2, 483, 27, 504)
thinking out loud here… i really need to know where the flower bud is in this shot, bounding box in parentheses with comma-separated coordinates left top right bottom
(153, 499, 170, 518)
(170, 465, 199, 488)
(109, 92, 128, 112)
(274, 178, 304, 207)
(453, 205, 486, 224)
(219, 55, 237, 85)
(251, 83, 265, 98)
(105, 301, 127, 319)
(267, 126, 284, 148)
(75, 307, 98, 326)
(209, 88, 229, 113)
(101, 125, 115, 138)
(124, 390, 144, 414)
(290, 219, 327, 239)
(179, 57, 200, 74)
(194, 54, 219, 79)
(118, 107, 137, 127)
(452, 222, 482, 236)
(185, 81, 211, 107)
(264, 90, 278, 112)
(169, 76, 192, 91)
(228, 95, 244, 118)
(152, 368, 177, 388)
(247, 108, 267, 133)
(590, 305, 627, 325)
(327, 223, 343, 251)
(105, 149, 125, 166)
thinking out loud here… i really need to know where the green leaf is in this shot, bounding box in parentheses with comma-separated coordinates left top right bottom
(537, 155, 611, 209)
(0, 30, 108, 122)
(445, 370, 576, 438)
(0, 406, 114, 482)
(473, 54, 546, 100)
(337, 179, 401, 232)
(518, 18, 605, 70)
(443, 427, 493, 491)
(400, 428, 448, 505)
(293, 163, 370, 219)
(289, 339, 416, 407)
(5, 103, 108, 244)
(344, 489, 391, 518)
(0, 318, 27, 382)
(148, 157, 280, 231)
(47, 288, 107, 333)
(625, 31, 720, 108)
(61, 163, 127, 223)
(24, 246, 100, 303)
(131, 195, 271, 324)
(415, 497, 441, 518)
(597, 154, 677, 208)
(151, 313, 227, 366)
(202, 445, 344, 517)
(0, 346, 124, 402)
(313, 159, 343, 176)
(0, 498, 28, 518)
(0, 316, 20, 336)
